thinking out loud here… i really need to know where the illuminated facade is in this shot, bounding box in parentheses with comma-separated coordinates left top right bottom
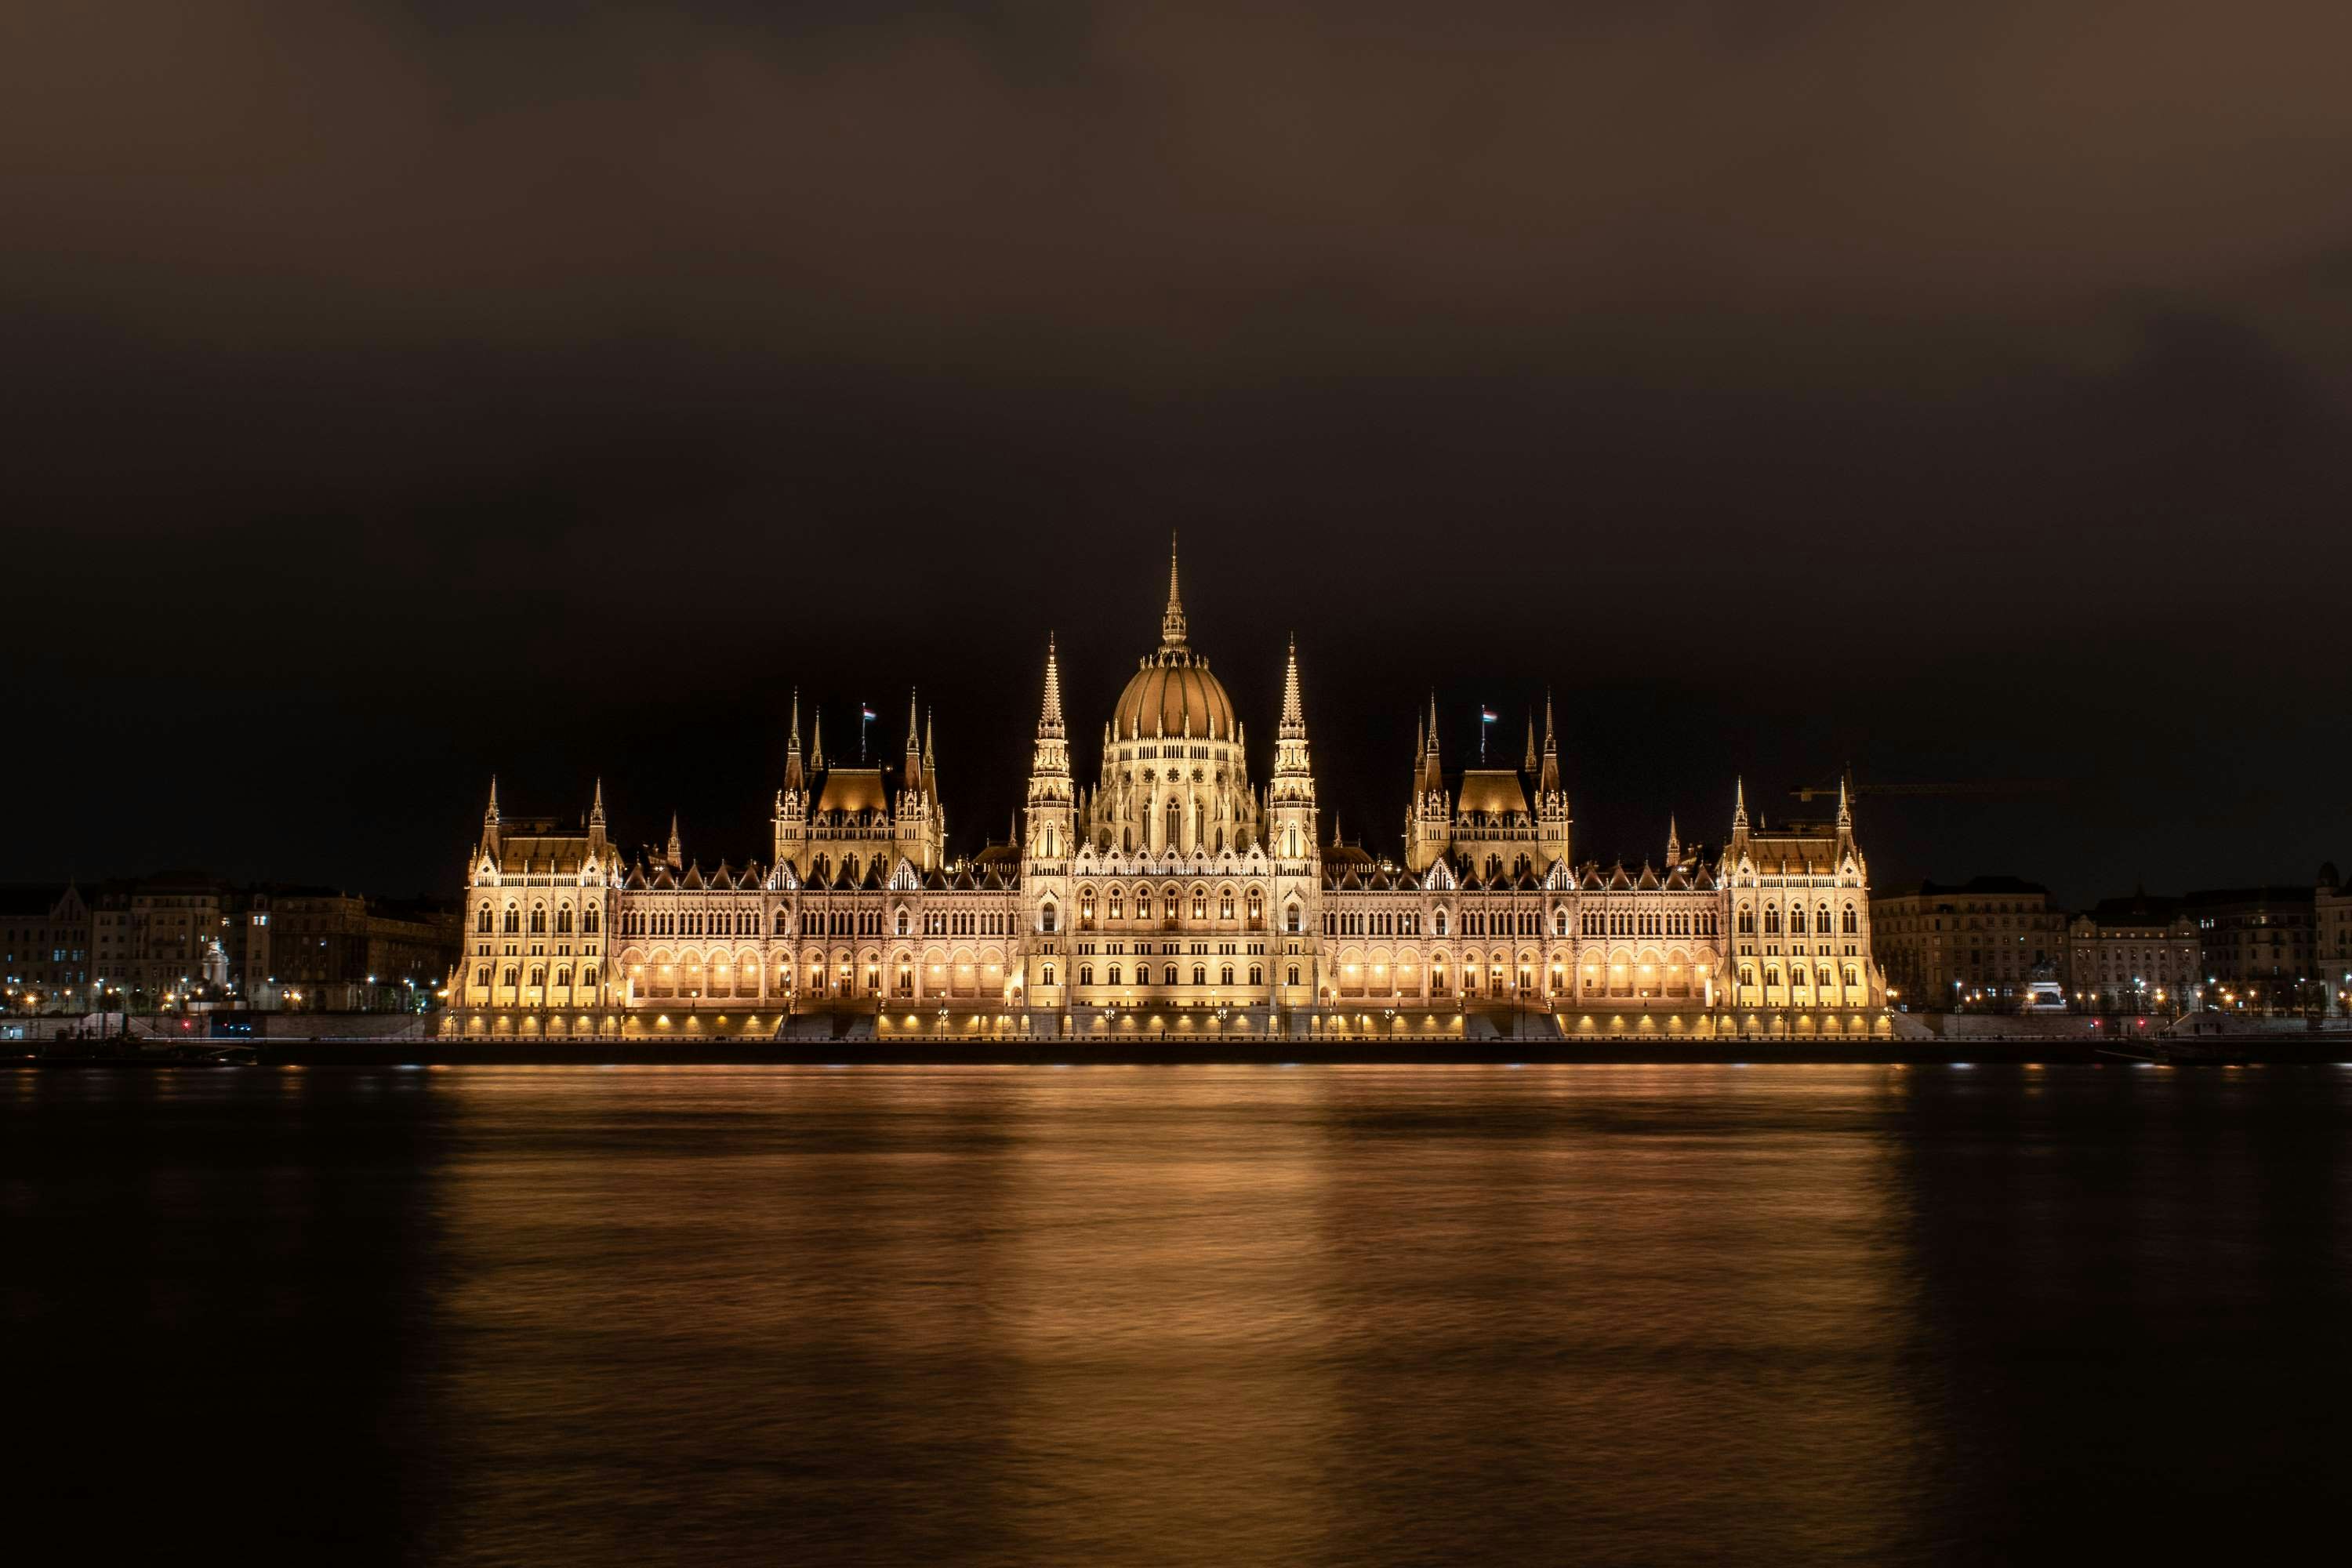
(448, 546, 1885, 1038)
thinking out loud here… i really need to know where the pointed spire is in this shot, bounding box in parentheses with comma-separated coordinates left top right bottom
(1733, 776, 1749, 834)
(1667, 814, 1681, 862)
(485, 775, 500, 825)
(906, 687, 921, 754)
(1537, 688, 1561, 797)
(1427, 690, 1439, 752)
(1160, 532, 1188, 648)
(1038, 634, 1065, 737)
(1838, 773, 1853, 831)
(811, 709, 825, 771)
(666, 812, 682, 870)
(1523, 713, 1537, 773)
(782, 689, 806, 796)
(1280, 637, 1305, 733)
(590, 777, 606, 826)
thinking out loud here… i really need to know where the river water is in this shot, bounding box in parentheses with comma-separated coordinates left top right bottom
(5, 1064, 2347, 1565)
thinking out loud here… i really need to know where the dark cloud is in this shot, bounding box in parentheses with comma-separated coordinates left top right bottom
(2, 2, 2348, 900)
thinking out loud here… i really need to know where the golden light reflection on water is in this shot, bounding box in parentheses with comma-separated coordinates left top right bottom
(421, 1066, 1936, 1566)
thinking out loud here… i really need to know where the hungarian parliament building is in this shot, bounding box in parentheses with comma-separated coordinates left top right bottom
(448, 549, 1886, 1040)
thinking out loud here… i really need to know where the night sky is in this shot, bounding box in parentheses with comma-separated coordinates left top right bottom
(6, 2, 2349, 906)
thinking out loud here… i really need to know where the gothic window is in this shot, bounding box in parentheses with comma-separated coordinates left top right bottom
(1286, 902, 1301, 935)
(1486, 855, 1501, 879)
(1842, 903, 1857, 934)
(554, 966, 572, 989)
(1286, 964, 1299, 985)
(1040, 902, 1058, 934)
(895, 908, 909, 937)
(1247, 890, 1263, 925)
(1192, 964, 1207, 986)
(1165, 799, 1181, 848)
(1740, 964, 1757, 989)
(1109, 889, 1125, 920)
(1764, 907, 1781, 935)
(475, 965, 490, 988)
(1818, 965, 1835, 989)
(1220, 964, 1234, 985)
(1250, 964, 1263, 985)
(1163, 964, 1178, 985)
(1108, 964, 1123, 986)
(503, 906, 521, 934)
(1788, 907, 1805, 935)
(1737, 906, 1755, 935)
(1192, 889, 1207, 920)
(1220, 890, 1236, 920)
(1844, 964, 1860, 989)
(1042, 964, 1055, 986)
(1080, 964, 1094, 986)
(503, 965, 518, 989)
(1435, 909, 1448, 937)
(1766, 965, 1782, 987)
(477, 906, 493, 934)
(1555, 909, 1570, 937)
(584, 908, 600, 933)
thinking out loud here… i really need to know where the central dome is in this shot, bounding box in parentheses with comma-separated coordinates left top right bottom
(1107, 538, 1239, 742)
(1113, 652, 1236, 742)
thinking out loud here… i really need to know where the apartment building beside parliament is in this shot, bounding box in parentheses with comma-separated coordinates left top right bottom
(449, 547, 1887, 1039)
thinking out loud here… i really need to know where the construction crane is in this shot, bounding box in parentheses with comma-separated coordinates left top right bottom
(1789, 768, 2062, 804)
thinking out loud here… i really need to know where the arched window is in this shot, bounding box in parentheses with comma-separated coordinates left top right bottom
(1109, 889, 1125, 920)
(1765, 907, 1781, 935)
(474, 964, 490, 988)
(1220, 890, 1236, 920)
(895, 908, 909, 937)
(1285, 902, 1301, 935)
(1817, 905, 1832, 936)
(1165, 799, 1181, 849)
(1286, 964, 1299, 985)
(1040, 902, 1057, 934)
(1192, 889, 1207, 920)
(1192, 964, 1207, 986)
(1737, 906, 1755, 935)
(583, 964, 598, 987)
(502, 965, 518, 989)
(1766, 965, 1782, 987)
(773, 909, 789, 935)
(1740, 963, 1757, 988)
(1435, 909, 1449, 937)
(1220, 964, 1234, 985)
(1842, 904, 1858, 935)
(1042, 963, 1055, 986)
(476, 906, 493, 934)
(1080, 964, 1094, 986)
(1788, 906, 1805, 935)
(584, 907, 600, 933)
(1163, 964, 1178, 985)
(1844, 964, 1860, 988)
(1108, 964, 1123, 987)
(555, 907, 572, 934)
(1555, 909, 1569, 937)
(1247, 890, 1262, 924)
(529, 906, 547, 935)
(1249, 964, 1263, 985)
(503, 906, 520, 934)
(554, 966, 572, 989)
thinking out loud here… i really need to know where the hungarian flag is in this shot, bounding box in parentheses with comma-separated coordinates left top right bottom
(1479, 708, 1497, 724)
(860, 706, 877, 721)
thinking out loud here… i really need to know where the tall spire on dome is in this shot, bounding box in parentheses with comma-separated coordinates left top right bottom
(1160, 532, 1188, 648)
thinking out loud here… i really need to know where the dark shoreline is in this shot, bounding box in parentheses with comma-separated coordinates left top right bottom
(15, 1037, 2350, 1068)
